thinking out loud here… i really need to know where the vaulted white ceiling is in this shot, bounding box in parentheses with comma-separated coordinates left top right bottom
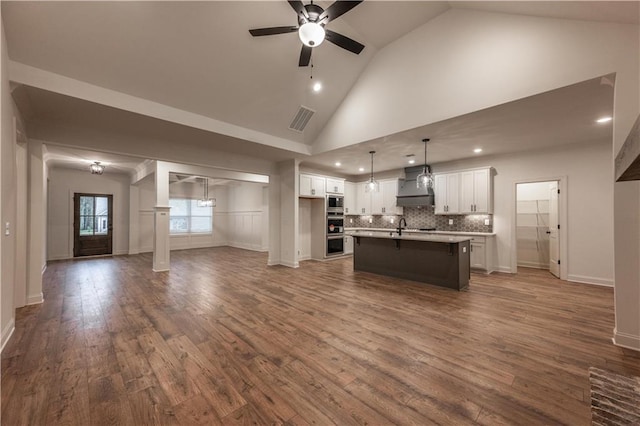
(2, 1, 637, 176)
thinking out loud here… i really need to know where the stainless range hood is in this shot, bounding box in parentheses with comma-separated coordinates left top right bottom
(396, 166, 434, 207)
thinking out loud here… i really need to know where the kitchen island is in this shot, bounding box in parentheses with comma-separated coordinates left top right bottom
(350, 230, 472, 290)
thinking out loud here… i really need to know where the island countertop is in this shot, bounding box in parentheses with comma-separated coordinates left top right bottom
(349, 230, 472, 244)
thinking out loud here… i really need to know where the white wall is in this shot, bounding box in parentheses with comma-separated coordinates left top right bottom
(314, 9, 638, 154)
(1, 9, 17, 349)
(434, 140, 614, 286)
(225, 181, 269, 252)
(47, 167, 130, 260)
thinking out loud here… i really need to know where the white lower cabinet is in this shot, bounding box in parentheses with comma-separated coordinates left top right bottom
(344, 235, 354, 255)
(469, 235, 494, 273)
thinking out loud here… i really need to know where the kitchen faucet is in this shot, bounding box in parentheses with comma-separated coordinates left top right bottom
(397, 217, 407, 236)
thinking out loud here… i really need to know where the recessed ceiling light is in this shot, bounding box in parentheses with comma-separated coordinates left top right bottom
(358, 167, 365, 172)
(312, 81, 322, 92)
(473, 148, 483, 153)
(335, 162, 341, 167)
(596, 116, 612, 123)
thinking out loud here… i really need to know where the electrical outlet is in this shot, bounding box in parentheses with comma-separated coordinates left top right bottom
(484, 219, 490, 226)
(448, 219, 453, 225)
(368, 218, 373, 224)
(349, 218, 353, 224)
(4, 222, 9, 236)
(390, 218, 394, 224)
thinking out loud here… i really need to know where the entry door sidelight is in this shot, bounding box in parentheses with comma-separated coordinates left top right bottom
(74, 193, 113, 257)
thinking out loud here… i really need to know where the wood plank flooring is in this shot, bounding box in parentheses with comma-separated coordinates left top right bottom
(2, 247, 640, 425)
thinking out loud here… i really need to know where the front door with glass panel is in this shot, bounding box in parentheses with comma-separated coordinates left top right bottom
(74, 193, 113, 257)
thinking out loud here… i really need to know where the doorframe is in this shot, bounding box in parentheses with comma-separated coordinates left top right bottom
(69, 190, 115, 258)
(511, 176, 568, 280)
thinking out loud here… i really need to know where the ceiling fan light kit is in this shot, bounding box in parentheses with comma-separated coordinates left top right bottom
(299, 22, 325, 47)
(249, 0, 364, 67)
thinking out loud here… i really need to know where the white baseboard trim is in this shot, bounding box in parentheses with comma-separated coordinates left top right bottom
(27, 293, 44, 305)
(496, 265, 513, 273)
(152, 268, 170, 272)
(227, 242, 264, 252)
(298, 255, 311, 261)
(279, 260, 299, 268)
(42, 263, 47, 274)
(568, 274, 614, 287)
(613, 328, 640, 352)
(517, 261, 547, 269)
(1, 318, 15, 353)
(267, 258, 279, 266)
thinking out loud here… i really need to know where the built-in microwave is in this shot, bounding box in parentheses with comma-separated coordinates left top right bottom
(327, 195, 344, 212)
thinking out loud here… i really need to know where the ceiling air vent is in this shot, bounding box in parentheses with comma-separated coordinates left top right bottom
(289, 106, 315, 133)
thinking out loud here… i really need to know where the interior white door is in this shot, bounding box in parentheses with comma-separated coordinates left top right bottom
(549, 181, 560, 278)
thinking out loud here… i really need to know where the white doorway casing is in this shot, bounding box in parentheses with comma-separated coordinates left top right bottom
(512, 176, 568, 280)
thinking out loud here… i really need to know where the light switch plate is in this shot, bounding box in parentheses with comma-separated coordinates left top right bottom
(369, 218, 373, 224)
(5, 222, 9, 236)
(484, 219, 490, 225)
(448, 219, 453, 225)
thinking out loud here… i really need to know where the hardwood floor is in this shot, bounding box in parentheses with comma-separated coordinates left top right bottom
(2, 247, 639, 425)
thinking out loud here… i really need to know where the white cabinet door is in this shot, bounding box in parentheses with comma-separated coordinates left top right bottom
(460, 171, 475, 213)
(371, 185, 383, 214)
(356, 182, 371, 215)
(344, 182, 356, 215)
(344, 235, 354, 254)
(460, 169, 490, 213)
(300, 174, 313, 197)
(470, 241, 486, 269)
(300, 174, 326, 198)
(434, 173, 459, 214)
(380, 179, 402, 215)
(326, 178, 344, 194)
(473, 169, 490, 213)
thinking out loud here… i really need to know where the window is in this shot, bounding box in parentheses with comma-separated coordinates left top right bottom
(169, 199, 213, 234)
(79, 195, 110, 235)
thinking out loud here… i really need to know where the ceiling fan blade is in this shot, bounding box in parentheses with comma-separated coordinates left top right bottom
(288, 0, 309, 20)
(249, 26, 299, 37)
(319, 1, 363, 22)
(299, 45, 312, 67)
(325, 29, 365, 54)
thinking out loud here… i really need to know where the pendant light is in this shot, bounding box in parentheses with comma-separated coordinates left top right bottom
(89, 161, 105, 175)
(416, 138, 433, 189)
(197, 177, 216, 207)
(365, 151, 379, 193)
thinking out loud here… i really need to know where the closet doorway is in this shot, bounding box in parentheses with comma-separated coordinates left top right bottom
(515, 181, 561, 278)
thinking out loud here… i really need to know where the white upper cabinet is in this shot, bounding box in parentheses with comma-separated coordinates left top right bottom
(460, 169, 492, 213)
(299, 174, 326, 198)
(356, 179, 402, 215)
(379, 179, 403, 215)
(434, 173, 459, 214)
(356, 182, 371, 215)
(344, 182, 356, 215)
(325, 178, 344, 194)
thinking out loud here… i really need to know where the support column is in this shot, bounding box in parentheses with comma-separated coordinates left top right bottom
(128, 184, 139, 255)
(152, 206, 170, 272)
(153, 162, 170, 272)
(26, 139, 44, 304)
(277, 159, 299, 268)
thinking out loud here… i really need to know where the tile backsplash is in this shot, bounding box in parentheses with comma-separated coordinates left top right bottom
(346, 206, 493, 233)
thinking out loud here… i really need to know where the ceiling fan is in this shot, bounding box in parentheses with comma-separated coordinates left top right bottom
(249, 0, 365, 67)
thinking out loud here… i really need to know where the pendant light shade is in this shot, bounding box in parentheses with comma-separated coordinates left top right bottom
(365, 151, 379, 193)
(416, 138, 433, 190)
(197, 177, 216, 207)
